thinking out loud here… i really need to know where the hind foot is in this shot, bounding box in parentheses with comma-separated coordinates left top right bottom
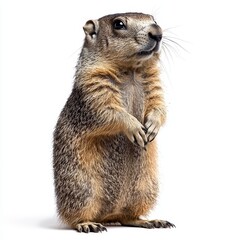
(121, 219, 175, 229)
(75, 222, 107, 233)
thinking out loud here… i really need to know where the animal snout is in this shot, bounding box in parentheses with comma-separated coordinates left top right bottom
(148, 24, 162, 42)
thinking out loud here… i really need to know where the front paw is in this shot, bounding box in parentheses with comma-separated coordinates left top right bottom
(124, 116, 147, 148)
(145, 110, 163, 142)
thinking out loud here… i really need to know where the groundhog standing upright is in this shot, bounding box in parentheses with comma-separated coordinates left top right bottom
(53, 12, 174, 233)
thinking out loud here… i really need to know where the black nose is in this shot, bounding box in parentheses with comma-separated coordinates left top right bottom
(148, 24, 162, 42)
(148, 32, 162, 42)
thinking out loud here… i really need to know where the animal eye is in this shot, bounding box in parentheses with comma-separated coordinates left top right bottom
(113, 19, 126, 30)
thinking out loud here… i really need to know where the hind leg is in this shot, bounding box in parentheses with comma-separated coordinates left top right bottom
(118, 201, 175, 229)
(120, 219, 175, 229)
(118, 181, 175, 229)
(59, 198, 107, 233)
(60, 211, 107, 233)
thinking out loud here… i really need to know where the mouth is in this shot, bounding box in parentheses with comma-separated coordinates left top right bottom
(138, 42, 160, 56)
(138, 49, 154, 56)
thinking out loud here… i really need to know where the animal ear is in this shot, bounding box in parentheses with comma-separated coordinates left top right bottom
(83, 20, 99, 38)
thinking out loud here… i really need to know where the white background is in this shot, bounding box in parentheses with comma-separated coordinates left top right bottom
(0, 0, 240, 239)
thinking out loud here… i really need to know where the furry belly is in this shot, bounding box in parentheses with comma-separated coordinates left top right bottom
(95, 135, 157, 219)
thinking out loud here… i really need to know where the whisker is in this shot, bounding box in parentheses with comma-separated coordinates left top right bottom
(159, 57, 171, 81)
(162, 41, 180, 57)
(159, 46, 173, 89)
(163, 35, 189, 43)
(161, 43, 175, 62)
(160, 44, 169, 62)
(163, 37, 189, 53)
(162, 26, 182, 32)
(69, 47, 82, 58)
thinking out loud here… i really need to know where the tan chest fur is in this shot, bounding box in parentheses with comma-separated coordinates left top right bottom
(120, 71, 145, 122)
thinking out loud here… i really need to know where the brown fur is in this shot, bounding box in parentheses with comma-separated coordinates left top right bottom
(53, 12, 174, 233)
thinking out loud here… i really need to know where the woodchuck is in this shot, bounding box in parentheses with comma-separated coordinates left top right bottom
(53, 12, 175, 233)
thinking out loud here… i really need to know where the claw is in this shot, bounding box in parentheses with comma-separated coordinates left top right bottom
(133, 136, 147, 149)
(166, 221, 176, 228)
(102, 226, 107, 232)
(76, 222, 107, 233)
(142, 126, 148, 134)
(133, 136, 140, 147)
(148, 134, 156, 142)
(148, 220, 175, 229)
